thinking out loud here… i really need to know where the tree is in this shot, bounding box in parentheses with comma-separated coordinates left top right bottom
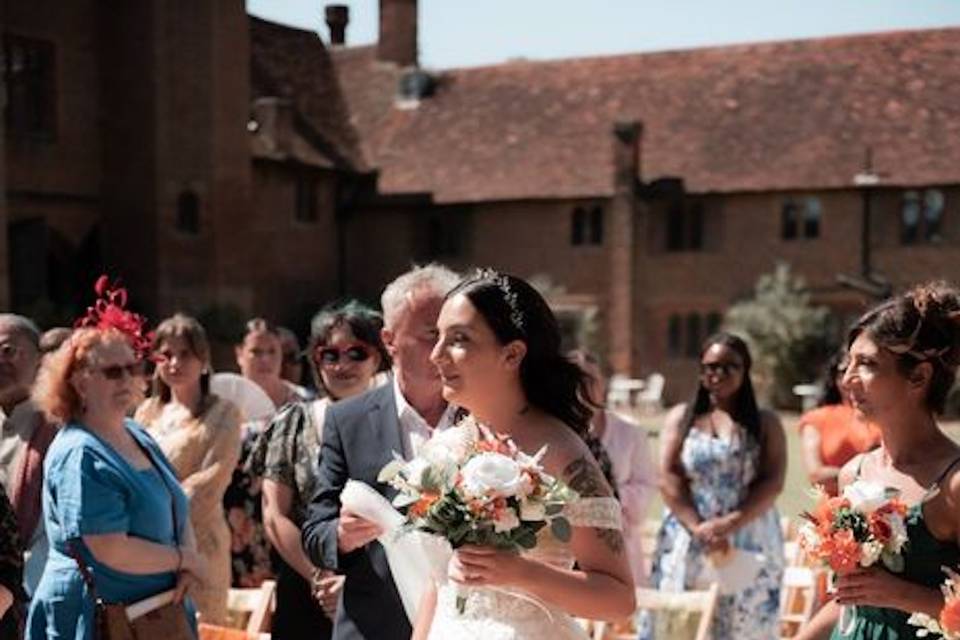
(724, 263, 836, 408)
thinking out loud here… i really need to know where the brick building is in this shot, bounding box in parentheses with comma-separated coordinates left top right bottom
(2, 2, 959, 396)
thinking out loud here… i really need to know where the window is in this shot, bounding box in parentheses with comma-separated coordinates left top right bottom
(685, 313, 702, 358)
(3, 34, 56, 137)
(901, 189, 945, 245)
(666, 203, 685, 251)
(666, 311, 724, 359)
(295, 174, 318, 223)
(666, 200, 705, 252)
(782, 196, 820, 240)
(782, 200, 798, 240)
(687, 202, 704, 250)
(706, 312, 723, 336)
(589, 206, 604, 244)
(924, 189, 944, 242)
(176, 191, 200, 234)
(901, 191, 920, 244)
(423, 212, 466, 258)
(803, 198, 821, 239)
(571, 206, 603, 246)
(571, 207, 586, 245)
(667, 315, 682, 358)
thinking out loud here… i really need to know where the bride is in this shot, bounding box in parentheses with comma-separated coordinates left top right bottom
(411, 269, 636, 639)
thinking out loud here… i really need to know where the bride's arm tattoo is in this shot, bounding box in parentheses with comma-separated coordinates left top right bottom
(563, 456, 625, 555)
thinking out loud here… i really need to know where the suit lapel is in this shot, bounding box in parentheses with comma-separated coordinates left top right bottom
(364, 384, 404, 501)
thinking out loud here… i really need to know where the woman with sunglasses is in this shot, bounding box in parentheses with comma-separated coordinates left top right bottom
(797, 352, 880, 497)
(26, 281, 206, 640)
(640, 332, 786, 640)
(135, 314, 242, 624)
(248, 301, 389, 638)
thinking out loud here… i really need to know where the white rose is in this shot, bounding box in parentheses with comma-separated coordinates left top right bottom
(842, 480, 888, 514)
(403, 457, 431, 489)
(860, 540, 883, 567)
(798, 522, 820, 550)
(493, 506, 521, 533)
(519, 499, 546, 522)
(887, 514, 909, 552)
(460, 452, 525, 499)
(424, 425, 473, 465)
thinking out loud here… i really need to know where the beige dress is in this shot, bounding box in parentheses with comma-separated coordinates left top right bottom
(136, 395, 242, 625)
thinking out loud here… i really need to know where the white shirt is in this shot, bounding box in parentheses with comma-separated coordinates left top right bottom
(392, 375, 457, 459)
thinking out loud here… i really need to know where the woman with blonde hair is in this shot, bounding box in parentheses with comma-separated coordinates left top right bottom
(135, 314, 242, 624)
(26, 278, 205, 639)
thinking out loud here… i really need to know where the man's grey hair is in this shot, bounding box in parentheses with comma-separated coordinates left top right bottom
(381, 264, 461, 328)
(0, 313, 41, 350)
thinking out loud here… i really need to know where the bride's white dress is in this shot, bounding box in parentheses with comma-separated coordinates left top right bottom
(427, 496, 623, 640)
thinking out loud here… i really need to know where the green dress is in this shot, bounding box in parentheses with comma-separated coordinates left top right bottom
(832, 459, 960, 639)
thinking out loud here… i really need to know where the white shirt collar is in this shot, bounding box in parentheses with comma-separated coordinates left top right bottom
(392, 374, 457, 458)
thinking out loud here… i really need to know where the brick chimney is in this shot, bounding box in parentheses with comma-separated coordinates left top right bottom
(608, 121, 643, 375)
(325, 5, 349, 46)
(378, 0, 418, 67)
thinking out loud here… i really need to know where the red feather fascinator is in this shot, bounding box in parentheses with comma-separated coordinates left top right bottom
(74, 275, 154, 359)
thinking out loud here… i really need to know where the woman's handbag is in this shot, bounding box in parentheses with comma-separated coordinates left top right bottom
(69, 544, 194, 640)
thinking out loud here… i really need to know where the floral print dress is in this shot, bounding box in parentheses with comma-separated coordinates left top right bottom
(224, 419, 275, 587)
(640, 425, 784, 640)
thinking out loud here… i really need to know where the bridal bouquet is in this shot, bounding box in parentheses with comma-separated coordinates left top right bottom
(798, 480, 909, 635)
(378, 417, 577, 611)
(907, 566, 960, 639)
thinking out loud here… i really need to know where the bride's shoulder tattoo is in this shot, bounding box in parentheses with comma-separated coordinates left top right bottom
(562, 456, 625, 555)
(563, 456, 611, 498)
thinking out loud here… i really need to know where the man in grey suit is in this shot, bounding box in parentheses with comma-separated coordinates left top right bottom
(303, 265, 460, 640)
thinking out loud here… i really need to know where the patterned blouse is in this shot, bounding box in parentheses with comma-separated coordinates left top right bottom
(0, 487, 24, 639)
(247, 399, 328, 528)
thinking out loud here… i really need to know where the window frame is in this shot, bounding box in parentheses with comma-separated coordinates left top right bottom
(2, 33, 57, 139)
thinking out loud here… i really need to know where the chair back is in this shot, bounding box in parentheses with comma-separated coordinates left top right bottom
(593, 583, 719, 640)
(226, 580, 276, 634)
(780, 566, 822, 639)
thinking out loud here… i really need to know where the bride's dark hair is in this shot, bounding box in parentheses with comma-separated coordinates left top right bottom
(446, 269, 597, 436)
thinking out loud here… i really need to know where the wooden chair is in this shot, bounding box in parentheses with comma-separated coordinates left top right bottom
(780, 566, 823, 639)
(198, 625, 269, 640)
(592, 583, 720, 640)
(224, 580, 276, 635)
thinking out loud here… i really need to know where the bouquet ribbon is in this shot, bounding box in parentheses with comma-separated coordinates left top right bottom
(340, 480, 555, 623)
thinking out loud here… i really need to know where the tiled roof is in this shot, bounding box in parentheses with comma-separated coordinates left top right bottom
(333, 28, 960, 203)
(249, 17, 366, 171)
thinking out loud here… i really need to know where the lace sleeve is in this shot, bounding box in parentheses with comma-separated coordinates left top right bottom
(564, 496, 623, 530)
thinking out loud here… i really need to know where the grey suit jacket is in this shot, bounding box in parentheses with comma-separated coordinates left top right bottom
(302, 382, 411, 640)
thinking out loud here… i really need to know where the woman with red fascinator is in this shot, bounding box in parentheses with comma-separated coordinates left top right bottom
(26, 277, 205, 639)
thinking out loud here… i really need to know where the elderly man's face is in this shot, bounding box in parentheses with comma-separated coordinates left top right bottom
(383, 290, 444, 399)
(0, 324, 40, 406)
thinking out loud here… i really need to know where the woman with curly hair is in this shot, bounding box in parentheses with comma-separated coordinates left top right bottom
(26, 323, 205, 639)
(797, 282, 960, 640)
